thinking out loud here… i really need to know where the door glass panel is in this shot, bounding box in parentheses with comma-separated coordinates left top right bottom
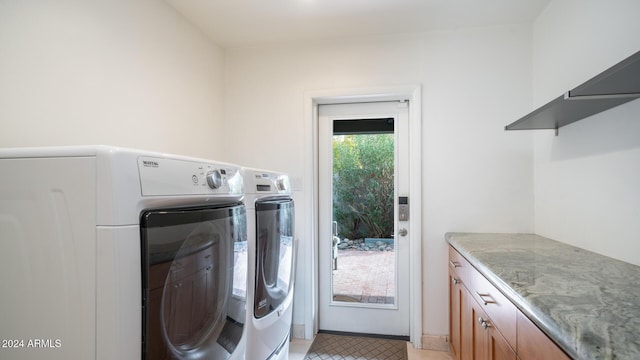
(141, 204, 246, 360)
(254, 199, 294, 318)
(331, 119, 396, 306)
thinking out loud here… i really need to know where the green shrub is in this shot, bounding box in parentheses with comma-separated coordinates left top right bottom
(333, 134, 394, 239)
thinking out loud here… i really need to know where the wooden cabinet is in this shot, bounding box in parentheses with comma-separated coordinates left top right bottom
(450, 246, 515, 360)
(452, 264, 516, 360)
(449, 246, 570, 360)
(464, 290, 516, 360)
(449, 266, 463, 360)
(467, 263, 517, 349)
(485, 313, 517, 360)
(449, 246, 471, 360)
(516, 312, 570, 360)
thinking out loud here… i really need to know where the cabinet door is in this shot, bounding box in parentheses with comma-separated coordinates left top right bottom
(449, 267, 463, 360)
(463, 287, 488, 360)
(487, 322, 516, 360)
(465, 290, 516, 360)
(517, 312, 570, 360)
(467, 264, 517, 349)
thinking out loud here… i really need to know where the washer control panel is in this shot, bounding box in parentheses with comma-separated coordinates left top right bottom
(244, 169, 291, 195)
(138, 156, 242, 196)
(205, 169, 223, 189)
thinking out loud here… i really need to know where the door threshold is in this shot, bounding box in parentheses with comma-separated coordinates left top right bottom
(318, 330, 410, 342)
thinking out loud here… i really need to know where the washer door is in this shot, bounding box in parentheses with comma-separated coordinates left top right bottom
(254, 198, 295, 318)
(141, 204, 246, 360)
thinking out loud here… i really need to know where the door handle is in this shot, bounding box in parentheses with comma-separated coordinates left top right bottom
(398, 228, 408, 237)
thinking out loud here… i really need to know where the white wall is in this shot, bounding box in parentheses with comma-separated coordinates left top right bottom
(223, 26, 534, 339)
(532, 0, 640, 265)
(0, 0, 226, 159)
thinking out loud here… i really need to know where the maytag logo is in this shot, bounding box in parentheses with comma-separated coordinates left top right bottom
(142, 160, 159, 168)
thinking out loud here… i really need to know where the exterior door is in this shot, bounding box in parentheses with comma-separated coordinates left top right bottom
(317, 101, 410, 336)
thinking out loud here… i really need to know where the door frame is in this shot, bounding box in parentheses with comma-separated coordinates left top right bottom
(302, 85, 423, 348)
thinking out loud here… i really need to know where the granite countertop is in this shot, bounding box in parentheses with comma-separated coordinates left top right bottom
(445, 232, 640, 360)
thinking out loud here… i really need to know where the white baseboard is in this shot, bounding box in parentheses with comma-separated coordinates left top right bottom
(420, 335, 449, 352)
(291, 324, 307, 340)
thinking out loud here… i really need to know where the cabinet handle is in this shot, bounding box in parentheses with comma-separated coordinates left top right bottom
(477, 316, 492, 330)
(476, 292, 497, 305)
(449, 260, 460, 268)
(452, 277, 460, 285)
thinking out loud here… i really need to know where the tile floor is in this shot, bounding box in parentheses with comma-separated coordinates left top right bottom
(289, 338, 452, 360)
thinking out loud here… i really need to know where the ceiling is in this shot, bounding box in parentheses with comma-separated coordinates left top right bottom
(165, 0, 552, 48)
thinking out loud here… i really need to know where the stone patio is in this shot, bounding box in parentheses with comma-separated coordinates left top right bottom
(332, 248, 396, 304)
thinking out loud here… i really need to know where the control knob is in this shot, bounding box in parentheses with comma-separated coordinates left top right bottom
(276, 177, 287, 191)
(206, 170, 223, 189)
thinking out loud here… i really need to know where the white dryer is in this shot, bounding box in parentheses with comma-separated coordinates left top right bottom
(0, 146, 248, 360)
(242, 168, 296, 360)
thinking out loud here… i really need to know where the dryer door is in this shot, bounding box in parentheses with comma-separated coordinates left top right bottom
(254, 198, 295, 318)
(141, 203, 247, 360)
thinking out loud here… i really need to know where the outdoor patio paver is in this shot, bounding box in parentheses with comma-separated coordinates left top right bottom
(332, 248, 396, 304)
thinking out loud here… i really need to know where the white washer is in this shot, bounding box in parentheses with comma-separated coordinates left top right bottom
(0, 146, 248, 360)
(242, 168, 296, 360)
